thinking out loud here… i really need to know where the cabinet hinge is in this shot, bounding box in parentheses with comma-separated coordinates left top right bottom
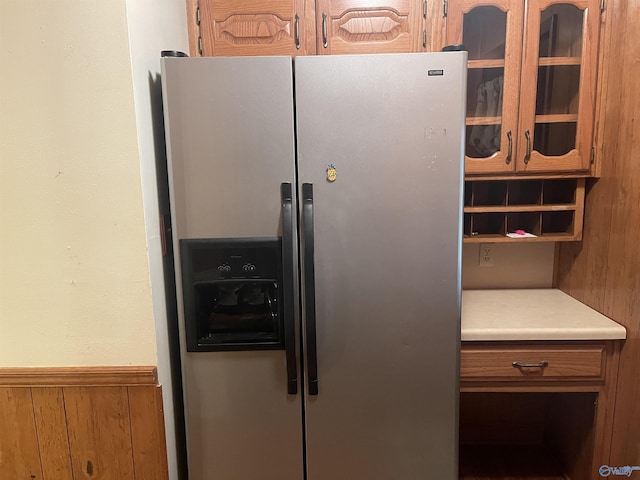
(590, 147, 595, 164)
(443, 0, 448, 17)
(198, 36, 203, 55)
(196, 5, 201, 25)
(423, 30, 427, 48)
(423, 0, 428, 19)
(600, 0, 605, 12)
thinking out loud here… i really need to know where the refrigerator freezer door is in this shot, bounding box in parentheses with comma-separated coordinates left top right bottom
(162, 56, 303, 480)
(295, 52, 466, 480)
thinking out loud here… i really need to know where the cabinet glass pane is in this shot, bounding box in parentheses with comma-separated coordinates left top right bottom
(533, 122, 576, 156)
(466, 125, 502, 158)
(466, 68, 503, 158)
(539, 5, 583, 58)
(536, 65, 581, 115)
(463, 7, 507, 60)
(467, 68, 504, 117)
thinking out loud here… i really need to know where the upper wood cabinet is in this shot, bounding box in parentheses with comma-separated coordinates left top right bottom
(191, 0, 436, 56)
(446, 0, 600, 175)
(316, 0, 425, 54)
(197, 0, 311, 56)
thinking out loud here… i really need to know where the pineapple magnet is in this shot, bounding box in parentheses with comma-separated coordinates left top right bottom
(326, 163, 337, 182)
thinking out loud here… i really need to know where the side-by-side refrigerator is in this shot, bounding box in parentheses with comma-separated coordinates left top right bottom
(161, 52, 467, 480)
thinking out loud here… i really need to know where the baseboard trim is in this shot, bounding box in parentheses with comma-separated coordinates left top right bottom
(0, 366, 158, 386)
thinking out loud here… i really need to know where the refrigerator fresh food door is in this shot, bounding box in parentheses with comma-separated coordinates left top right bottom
(161, 56, 302, 480)
(295, 52, 467, 480)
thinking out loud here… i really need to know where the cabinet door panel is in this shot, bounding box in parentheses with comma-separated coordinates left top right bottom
(200, 0, 310, 56)
(316, 0, 423, 54)
(517, 0, 599, 172)
(0, 388, 43, 480)
(64, 387, 135, 480)
(447, 0, 524, 174)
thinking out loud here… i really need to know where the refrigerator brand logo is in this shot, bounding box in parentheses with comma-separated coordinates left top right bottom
(599, 465, 640, 477)
(428, 69, 444, 76)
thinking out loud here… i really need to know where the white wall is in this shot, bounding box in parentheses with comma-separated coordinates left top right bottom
(0, 0, 156, 366)
(124, 2, 189, 479)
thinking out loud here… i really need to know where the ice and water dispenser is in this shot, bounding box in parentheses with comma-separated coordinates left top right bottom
(180, 238, 284, 351)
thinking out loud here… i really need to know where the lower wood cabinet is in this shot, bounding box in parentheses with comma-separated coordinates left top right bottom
(460, 341, 621, 480)
(0, 367, 167, 480)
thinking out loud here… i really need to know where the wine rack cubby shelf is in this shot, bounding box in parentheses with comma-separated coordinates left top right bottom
(463, 178, 585, 243)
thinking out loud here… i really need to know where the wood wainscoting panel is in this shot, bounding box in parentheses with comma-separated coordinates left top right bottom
(0, 367, 168, 480)
(64, 387, 136, 480)
(0, 366, 158, 387)
(129, 386, 170, 480)
(0, 387, 43, 480)
(32, 387, 73, 480)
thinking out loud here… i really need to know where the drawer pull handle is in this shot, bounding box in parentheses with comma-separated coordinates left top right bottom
(513, 361, 548, 368)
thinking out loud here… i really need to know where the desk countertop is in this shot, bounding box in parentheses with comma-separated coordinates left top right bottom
(461, 289, 627, 342)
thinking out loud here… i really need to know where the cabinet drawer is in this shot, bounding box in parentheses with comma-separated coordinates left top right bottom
(461, 345, 605, 381)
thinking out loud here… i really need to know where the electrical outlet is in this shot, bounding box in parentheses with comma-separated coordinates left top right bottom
(479, 243, 494, 267)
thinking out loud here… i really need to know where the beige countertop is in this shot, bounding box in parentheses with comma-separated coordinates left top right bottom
(461, 289, 627, 342)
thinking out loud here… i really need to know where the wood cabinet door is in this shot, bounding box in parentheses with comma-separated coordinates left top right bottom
(446, 0, 524, 174)
(516, 0, 600, 173)
(199, 0, 312, 56)
(315, 0, 424, 54)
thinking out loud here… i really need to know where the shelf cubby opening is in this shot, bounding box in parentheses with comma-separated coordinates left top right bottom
(542, 211, 574, 235)
(507, 180, 543, 205)
(464, 213, 472, 237)
(464, 181, 473, 207)
(471, 212, 506, 237)
(472, 181, 507, 206)
(542, 179, 577, 204)
(507, 212, 542, 236)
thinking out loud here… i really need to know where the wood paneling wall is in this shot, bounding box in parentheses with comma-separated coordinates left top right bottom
(555, 0, 640, 467)
(0, 367, 168, 480)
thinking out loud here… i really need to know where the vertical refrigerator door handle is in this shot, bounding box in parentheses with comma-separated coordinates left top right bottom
(281, 183, 298, 395)
(302, 183, 319, 395)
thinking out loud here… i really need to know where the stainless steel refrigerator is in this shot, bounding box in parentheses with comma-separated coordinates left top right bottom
(161, 52, 467, 480)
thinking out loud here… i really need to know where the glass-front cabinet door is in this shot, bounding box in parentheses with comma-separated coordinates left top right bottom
(517, 0, 599, 173)
(447, 0, 524, 174)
